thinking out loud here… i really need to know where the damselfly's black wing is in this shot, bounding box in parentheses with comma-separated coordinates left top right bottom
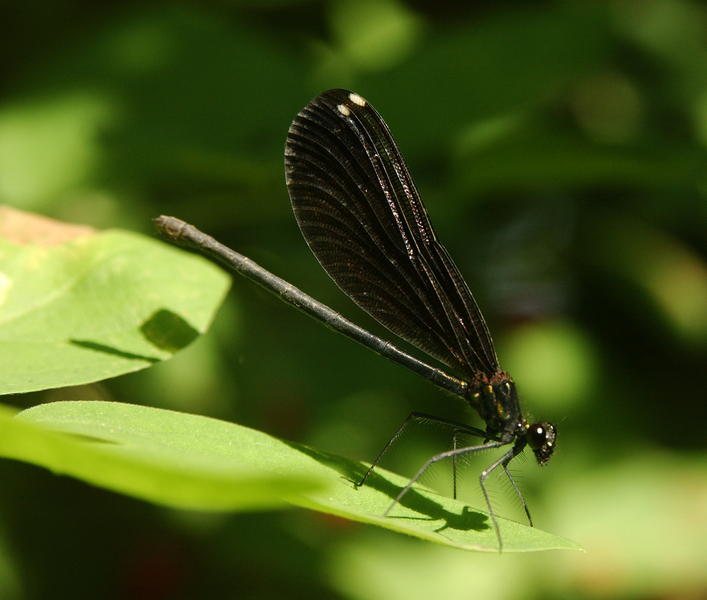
(285, 89, 499, 379)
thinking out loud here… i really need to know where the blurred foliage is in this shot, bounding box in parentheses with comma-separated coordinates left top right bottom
(1, 0, 707, 598)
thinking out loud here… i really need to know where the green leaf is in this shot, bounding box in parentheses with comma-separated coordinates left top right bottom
(4, 401, 581, 553)
(0, 207, 230, 394)
(0, 402, 321, 510)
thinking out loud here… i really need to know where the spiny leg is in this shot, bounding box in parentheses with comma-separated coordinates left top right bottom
(479, 443, 527, 551)
(382, 440, 511, 526)
(354, 412, 486, 488)
(452, 430, 459, 499)
(503, 461, 533, 527)
(451, 427, 471, 500)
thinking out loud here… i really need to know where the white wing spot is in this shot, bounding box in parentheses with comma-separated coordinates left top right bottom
(337, 104, 350, 116)
(349, 93, 366, 106)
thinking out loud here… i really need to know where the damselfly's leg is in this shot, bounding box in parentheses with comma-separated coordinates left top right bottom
(381, 439, 526, 551)
(354, 413, 486, 488)
(478, 442, 527, 551)
(503, 461, 533, 527)
(451, 427, 472, 500)
(382, 440, 511, 519)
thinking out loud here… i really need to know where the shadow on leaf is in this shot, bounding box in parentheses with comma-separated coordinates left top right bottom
(69, 340, 160, 362)
(286, 440, 489, 534)
(140, 309, 199, 352)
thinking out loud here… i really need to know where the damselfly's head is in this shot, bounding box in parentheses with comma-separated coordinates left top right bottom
(526, 422, 557, 465)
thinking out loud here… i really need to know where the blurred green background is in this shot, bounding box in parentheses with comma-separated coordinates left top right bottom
(2, 0, 707, 598)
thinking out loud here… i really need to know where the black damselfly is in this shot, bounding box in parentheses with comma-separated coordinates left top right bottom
(155, 89, 556, 550)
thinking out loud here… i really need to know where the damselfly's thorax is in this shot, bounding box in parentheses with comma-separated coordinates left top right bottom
(468, 371, 524, 437)
(468, 371, 556, 465)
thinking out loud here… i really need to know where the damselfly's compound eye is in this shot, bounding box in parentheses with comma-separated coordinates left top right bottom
(527, 422, 557, 465)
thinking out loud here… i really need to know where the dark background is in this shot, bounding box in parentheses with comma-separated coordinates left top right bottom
(2, 1, 707, 598)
